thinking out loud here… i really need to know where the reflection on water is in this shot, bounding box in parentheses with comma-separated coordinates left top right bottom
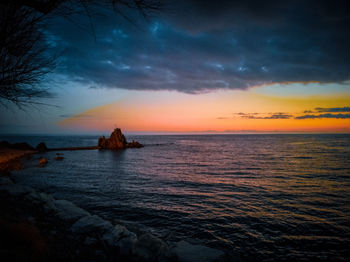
(7, 134, 350, 261)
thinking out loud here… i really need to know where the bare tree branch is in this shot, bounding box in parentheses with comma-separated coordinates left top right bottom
(0, 0, 162, 107)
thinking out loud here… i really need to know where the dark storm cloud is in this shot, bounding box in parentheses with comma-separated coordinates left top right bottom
(49, 0, 350, 93)
(295, 113, 350, 119)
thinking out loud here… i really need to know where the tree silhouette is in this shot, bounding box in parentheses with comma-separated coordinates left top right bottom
(0, 0, 162, 107)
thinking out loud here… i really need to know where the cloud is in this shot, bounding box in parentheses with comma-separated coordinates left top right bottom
(238, 112, 293, 119)
(315, 107, 350, 112)
(47, 0, 350, 93)
(295, 113, 350, 119)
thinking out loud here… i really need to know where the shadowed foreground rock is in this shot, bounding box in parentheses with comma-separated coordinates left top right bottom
(0, 177, 230, 262)
(98, 128, 143, 150)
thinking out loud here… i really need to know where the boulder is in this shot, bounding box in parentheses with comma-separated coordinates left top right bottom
(126, 140, 143, 148)
(37, 192, 57, 212)
(102, 224, 137, 255)
(39, 157, 48, 166)
(36, 142, 48, 152)
(133, 233, 168, 262)
(98, 128, 143, 150)
(170, 240, 226, 262)
(84, 237, 98, 246)
(71, 215, 114, 235)
(0, 183, 35, 197)
(0, 176, 12, 185)
(54, 199, 90, 222)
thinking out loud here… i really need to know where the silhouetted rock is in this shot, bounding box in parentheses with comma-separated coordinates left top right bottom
(13, 142, 34, 150)
(126, 140, 143, 148)
(0, 141, 11, 148)
(98, 128, 143, 150)
(39, 158, 47, 166)
(0, 140, 34, 150)
(36, 142, 48, 152)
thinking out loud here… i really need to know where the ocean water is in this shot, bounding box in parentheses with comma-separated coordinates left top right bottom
(3, 134, 350, 261)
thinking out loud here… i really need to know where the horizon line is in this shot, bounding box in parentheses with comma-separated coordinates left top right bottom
(1, 131, 350, 136)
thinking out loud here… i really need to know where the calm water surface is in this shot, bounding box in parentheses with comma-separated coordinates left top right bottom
(4, 134, 350, 261)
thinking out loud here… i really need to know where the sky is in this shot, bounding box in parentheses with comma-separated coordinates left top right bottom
(1, 0, 350, 134)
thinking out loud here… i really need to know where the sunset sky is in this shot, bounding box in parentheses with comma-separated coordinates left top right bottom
(1, 0, 350, 134)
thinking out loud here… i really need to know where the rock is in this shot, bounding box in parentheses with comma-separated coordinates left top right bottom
(0, 183, 35, 197)
(0, 176, 12, 185)
(102, 224, 137, 255)
(71, 215, 114, 235)
(108, 128, 127, 149)
(171, 241, 226, 262)
(39, 157, 48, 166)
(101, 224, 127, 245)
(98, 128, 143, 150)
(24, 191, 59, 213)
(38, 192, 57, 212)
(113, 219, 150, 237)
(118, 233, 137, 255)
(13, 142, 34, 150)
(84, 237, 98, 245)
(54, 199, 90, 222)
(133, 233, 168, 262)
(0, 140, 11, 148)
(0, 141, 34, 150)
(126, 140, 143, 148)
(98, 128, 126, 149)
(36, 142, 48, 152)
(55, 156, 64, 160)
(25, 191, 44, 204)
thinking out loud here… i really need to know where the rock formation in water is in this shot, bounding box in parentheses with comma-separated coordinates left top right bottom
(36, 142, 48, 152)
(98, 128, 143, 150)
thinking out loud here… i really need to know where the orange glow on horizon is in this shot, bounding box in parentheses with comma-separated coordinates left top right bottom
(58, 90, 350, 133)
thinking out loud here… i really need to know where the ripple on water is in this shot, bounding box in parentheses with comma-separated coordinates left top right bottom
(8, 134, 350, 261)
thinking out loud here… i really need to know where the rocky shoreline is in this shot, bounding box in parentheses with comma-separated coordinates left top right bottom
(0, 148, 35, 174)
(0, 175, 229, 262)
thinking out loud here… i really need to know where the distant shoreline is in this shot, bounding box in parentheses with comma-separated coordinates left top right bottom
(1, 132, 349, 138)
(0, 148, 36, 174)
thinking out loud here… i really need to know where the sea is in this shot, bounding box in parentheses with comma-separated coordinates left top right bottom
(2, 134, 350, 261)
